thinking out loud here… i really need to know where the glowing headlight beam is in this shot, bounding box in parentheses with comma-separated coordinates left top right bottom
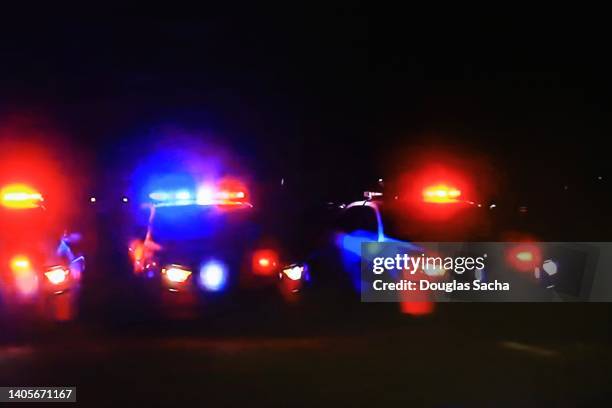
(45, 266, 69, 285)
(282, 265, 305, 281)
(164, 266, 192, 283)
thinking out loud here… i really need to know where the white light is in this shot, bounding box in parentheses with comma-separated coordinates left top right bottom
(4, 192, 43, 201)
(45, 267, 68, 285)
(90, 197, 97, 203)
(283, 265, 304, 281)
(199, 261, 228, 291)
(175, 190, 192, 200)
(542, 260, 558, 276)
(196, 186, 214, 205)
(122, 197, 129, 203)
(165, 267, 191, 283)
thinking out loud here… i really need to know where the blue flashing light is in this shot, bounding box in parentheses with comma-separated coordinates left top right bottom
(199, 260, 228, 292)
(149, 189, 197, 206)
(149, 186, 249, 208)
(149, 191, 172, 201)
(175, 190, 192, 200)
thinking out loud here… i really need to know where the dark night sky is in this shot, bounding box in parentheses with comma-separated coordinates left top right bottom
(0, 6, 610, 201)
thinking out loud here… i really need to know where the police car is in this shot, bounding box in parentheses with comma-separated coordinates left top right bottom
(127, 178, 309, 315)
(291, 171, 499, 315)
(0, 183, 85, 321)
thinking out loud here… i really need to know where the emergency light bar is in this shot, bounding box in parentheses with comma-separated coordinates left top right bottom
(0, 184, 44, 209)
(422, 184, 462, 204)
(149, 185, 248, 207)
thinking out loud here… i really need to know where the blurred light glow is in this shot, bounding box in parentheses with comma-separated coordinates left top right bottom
(422, 184, 462, 203)
(164, 266, 192, 283)
(252, 250, 278, 275)
(175, 190, 192, 200)
(508, 244, 541, 272)
(400, 301, 434, 316)
(199, 261, 228, 291)
(45, 266, 69, 285)
(149, 191, 171, 201)
(282, 265, 305, 281)
(10, 256, 38, 295)
(149, 185, 247, 207)
(542, 259, 558, 276)
(516, 251, 533, 262)
(16, 274, 38, 296)
(1, 184, 43, 209)
(196, 186, 214, 205)
(10, 256, 31, 274)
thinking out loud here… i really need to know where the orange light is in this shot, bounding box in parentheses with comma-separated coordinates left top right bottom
(129, 240, 146, 273)
(1, 184, 43, 209)
(10, 256, 38, 295)
(45, 266, 69, 285)
(10, 256, 31, 275)
(422, 184, 462, 203)
(217, 190, 245, 200)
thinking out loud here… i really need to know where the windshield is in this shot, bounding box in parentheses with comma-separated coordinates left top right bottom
(150, 205, 256, 245)
(381, 199, 495, 242)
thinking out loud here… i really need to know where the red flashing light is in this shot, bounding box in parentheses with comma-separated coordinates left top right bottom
(508, 244, 541, 272)
(252, 250, 279, 276)
(393, 163, 477, 223)
(422, 184, 462, 203)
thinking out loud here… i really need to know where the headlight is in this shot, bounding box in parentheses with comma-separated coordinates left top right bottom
(282, 264, 307, 281)
(45, 266, 69, 285)
(163, 265, 192, 283)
